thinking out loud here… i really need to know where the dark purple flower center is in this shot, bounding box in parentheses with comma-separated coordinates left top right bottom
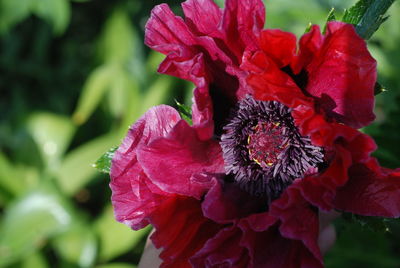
(220, 96, 324, 201)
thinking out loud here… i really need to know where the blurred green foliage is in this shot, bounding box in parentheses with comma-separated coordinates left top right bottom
(0, 0, 399, 267)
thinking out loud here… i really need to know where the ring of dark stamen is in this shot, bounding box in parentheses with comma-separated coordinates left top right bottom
(220, 96, 324, 201)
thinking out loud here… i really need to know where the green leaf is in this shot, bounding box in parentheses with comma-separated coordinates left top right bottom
(342, 0, 395, 39)
(342, 0, 373, 25)
(32, 0, 71, 35)
(342, 213, 390, 233)
(72, 65, 116, 125)
(374, 82, 387, 95)
(323, 8, 336, 33)
(0, 190, 71, 266)
(117, 78, 141, 137)
(0, 152, 24, 199)
(0, 0, 34, 33)
(304, 22, 312, 33)
(107, 68, 141, 122)
(175, 100, 192, 125)
(94, 147, 117, 174)
(26, 112, 76, 171)
(98, 8, 137, 64)
(140, 76, 174, 115)
(326, 217, 400, 267)
(56, 134, 119, 196)
(52, 221, 97, 267)
(95, 206, 150, 262)
(21, 252, 49, 268)
(0, 0, 70, 35)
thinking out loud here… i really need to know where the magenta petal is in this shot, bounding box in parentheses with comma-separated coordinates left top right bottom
(301, 22, 376, 128)
(138, 120, 225, 199)
(334, 162, 400, 217)
(145, 4, 195, 54)
(190, 226, 250, 268)
(182, 0, 222, 35)
(110, 105, 180, 229)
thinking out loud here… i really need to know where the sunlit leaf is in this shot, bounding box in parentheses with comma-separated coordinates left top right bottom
(145, 51, 166, 76)
(56, 134, 119, 196)
(21, 252, 49, 268)
(95, 206, 150, 262)
(107, 68, 141, 121)
(94, 147, 117, 174)
(118, 78, 141, 137)
(140, 76, 174, 115)
(0, 0, 70, 34)
(0, 190, 71, 266)
(32, 0, 71, 34)
(98, 8, 137, 64)
(0, 152, 24, 199)
(0, 0, 34, 33)
(26, 112, 76, 171)
(53, 221, 97, 267)
(72, 65, 115, 125)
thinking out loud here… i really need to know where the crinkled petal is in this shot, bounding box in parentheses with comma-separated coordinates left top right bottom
(182, 0, 222, 35)
(258, 29, 297, 68)
(293, 103, 377, 158)
(150, 196, 221, 268)
(299, 145, 352, 211)
(138, 120, 225, 199)
(190, 226, 250, 268)
(242, 50, 309, 107)
(269, 183, 322, 264)
(145, 0, 266, 138)
(299, 22, 376, 128)
(110, 105, 180, 229)
(220, 0, 265, 55)
(334, 162, 400, 217)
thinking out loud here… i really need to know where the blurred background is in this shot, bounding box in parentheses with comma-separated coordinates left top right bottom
(0, 0, 399, 267)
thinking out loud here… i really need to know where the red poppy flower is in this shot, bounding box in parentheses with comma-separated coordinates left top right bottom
(110, 0, 400, 267)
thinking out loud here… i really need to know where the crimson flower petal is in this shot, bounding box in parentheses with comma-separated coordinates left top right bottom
(258, 29, 297, 68)
(299, 22, 376, 128)
(150, 196, 221, 268)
